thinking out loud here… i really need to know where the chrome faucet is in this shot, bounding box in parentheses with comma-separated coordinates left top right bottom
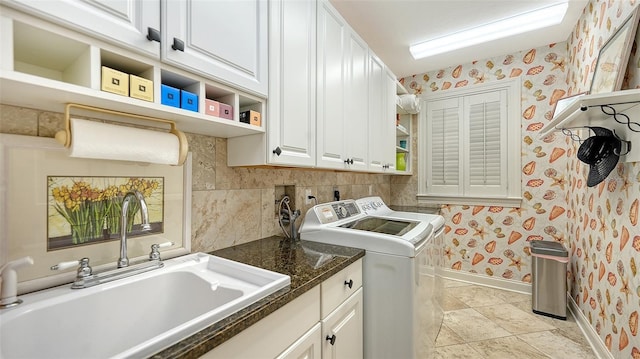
(118, 191, 152, 268)
(289, 209, 301, 241)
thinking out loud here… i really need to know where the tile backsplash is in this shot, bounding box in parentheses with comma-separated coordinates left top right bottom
(0, 106, 392, 254)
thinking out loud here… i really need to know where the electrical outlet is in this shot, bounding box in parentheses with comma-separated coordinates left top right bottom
(305, 189, 313, 204)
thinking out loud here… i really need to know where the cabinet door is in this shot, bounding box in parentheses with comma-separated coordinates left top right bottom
(385, 71, 398, 172)
(3, 0, 159, 57)
(162, 0, 268, 96)
(343, 30, 369, 171)
(322, 289, 363, 359)
(316, 0, 347, 169)
(267, 0, 316, 166)
(367, 52, 387, 171)
(277, 323, 322, 359)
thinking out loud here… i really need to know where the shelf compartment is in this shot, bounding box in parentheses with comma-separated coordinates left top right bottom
(13, 20, 92, 87)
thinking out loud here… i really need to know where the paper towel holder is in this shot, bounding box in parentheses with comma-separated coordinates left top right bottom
(55, 103, 189, 165)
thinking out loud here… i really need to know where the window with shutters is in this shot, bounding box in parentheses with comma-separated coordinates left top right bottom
(418, 79, 521, 207)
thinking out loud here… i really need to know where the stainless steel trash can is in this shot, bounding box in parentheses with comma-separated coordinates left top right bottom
(530, 240, 568, 320)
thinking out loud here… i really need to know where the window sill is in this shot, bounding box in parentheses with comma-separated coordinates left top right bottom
(417, 194, 522, 208)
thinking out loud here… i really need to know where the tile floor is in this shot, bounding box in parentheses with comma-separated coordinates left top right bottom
(436, 279, 598, 359)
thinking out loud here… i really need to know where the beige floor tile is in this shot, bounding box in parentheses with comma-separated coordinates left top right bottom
(436, 324, 465, 347)
(489, 288, 531, 304)
(443, 308, 511, 342)
(442, 292, 470, 311)
(474, 303, 557, 334)
(511, 300, 579, 331)
(518, 330, 598, 359)
(434, 343, 485, 359)
(467, 336, 549, 359)
(445, 285, 507, 308)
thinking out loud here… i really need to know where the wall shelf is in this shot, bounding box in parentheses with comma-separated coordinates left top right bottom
(0, 71, 264, 138)
(539, 89, 640, 163)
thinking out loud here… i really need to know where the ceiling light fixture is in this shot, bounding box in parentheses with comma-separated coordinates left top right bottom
(409, 1, 569, 60)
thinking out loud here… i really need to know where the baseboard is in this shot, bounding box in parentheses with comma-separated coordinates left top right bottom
(567, 294, 612, 359)
(439, 268, 531, 294)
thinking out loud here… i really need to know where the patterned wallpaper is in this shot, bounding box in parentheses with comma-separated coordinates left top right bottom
(399, 1, 640, 357)
(400, 46, 572, 282)
(566, 1, 639, 357)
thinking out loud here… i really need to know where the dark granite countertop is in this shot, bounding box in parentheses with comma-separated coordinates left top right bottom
(150, 236, 365, 359)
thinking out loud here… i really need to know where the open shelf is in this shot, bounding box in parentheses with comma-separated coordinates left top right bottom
(539, 89, 640, 162)
(0, 70, 264, 138)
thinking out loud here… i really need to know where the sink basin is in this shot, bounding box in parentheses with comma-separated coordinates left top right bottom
(0, 253, 290, 359)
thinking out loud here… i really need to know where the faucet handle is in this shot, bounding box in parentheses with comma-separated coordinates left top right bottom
(50, 259, 81, 271)
(149, 242, 174, 261)
(51, 258, 92, 278)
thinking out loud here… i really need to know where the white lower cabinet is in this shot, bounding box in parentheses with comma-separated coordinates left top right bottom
(321, 289, 363, 359)
(277, 323, 322, 359)
(200, 259, 363, 359)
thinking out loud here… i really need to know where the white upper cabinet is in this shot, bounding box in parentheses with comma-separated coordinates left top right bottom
(368, 52, 395, 171)
(227, 0, 316, 167)
(316, 0, 347, 169)
(343, 29, 369, 171)
(266, 0, 316, 166)
(162, 0, 268, 97)
(316, 0, 369, 171)
(3, 0, 160, 58)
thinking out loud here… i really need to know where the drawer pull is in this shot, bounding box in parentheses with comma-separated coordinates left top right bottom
(344, 279, 353, 289)
(172, 38, 185, 52)
(146, 27, 161, 42)
(326, 334, 337, 345)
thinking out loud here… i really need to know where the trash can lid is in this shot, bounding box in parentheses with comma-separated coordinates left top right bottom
(530, 240, 568, 257)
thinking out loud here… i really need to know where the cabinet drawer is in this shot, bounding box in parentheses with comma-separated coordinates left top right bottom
(320, 259, 362, 318)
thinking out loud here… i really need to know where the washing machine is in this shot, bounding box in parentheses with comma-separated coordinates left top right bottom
(299, 197, 444, 359)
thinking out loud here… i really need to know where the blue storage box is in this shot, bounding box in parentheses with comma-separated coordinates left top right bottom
(161, 84, 180, 108)
(181, 90, 198, 112)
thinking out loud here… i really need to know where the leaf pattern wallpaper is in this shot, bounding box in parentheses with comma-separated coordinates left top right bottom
(398, 0, 639, 357)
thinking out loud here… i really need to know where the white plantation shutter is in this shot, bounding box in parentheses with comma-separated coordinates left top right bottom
(427, 98, 462, 195)
(465, 91, 507, 196)
(420, 79, 520, 205)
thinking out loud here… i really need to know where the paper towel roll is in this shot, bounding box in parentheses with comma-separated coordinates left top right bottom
(68, 118, 181, 165)
(398, 94, 420, 114)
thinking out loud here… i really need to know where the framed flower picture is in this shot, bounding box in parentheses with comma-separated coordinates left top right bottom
(590, 6, 640, 94)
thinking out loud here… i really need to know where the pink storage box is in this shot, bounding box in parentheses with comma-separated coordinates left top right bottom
(204, 99, 220, 117)
(219, 103, 233, 120)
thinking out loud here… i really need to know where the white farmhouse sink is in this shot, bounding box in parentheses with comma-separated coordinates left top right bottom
(0, 253, 290, 359)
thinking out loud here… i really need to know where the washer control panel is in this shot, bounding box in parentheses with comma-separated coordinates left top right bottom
(355, 197, 388, 214)
(314, 200, 360, 224)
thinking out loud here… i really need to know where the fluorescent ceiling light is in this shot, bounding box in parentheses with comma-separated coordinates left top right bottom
(409, 2, 569, 59)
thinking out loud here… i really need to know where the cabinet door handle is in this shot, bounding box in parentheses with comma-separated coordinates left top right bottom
(172, 38, 185, 51)
(344, 279, 353, 289)
(146, 27, 161, 42)
(273, 147, 282, 156)
(344, 158, 353, 165)
(326, 334, 337, 345)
